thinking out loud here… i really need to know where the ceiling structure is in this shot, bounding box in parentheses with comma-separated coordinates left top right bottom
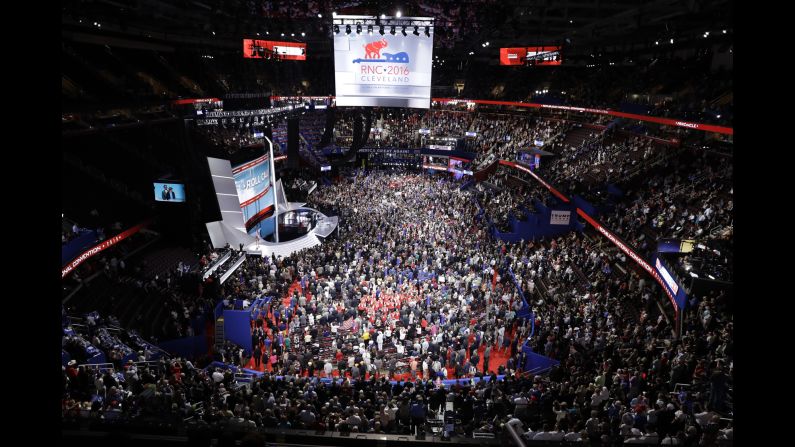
(62, 0, 732, 64)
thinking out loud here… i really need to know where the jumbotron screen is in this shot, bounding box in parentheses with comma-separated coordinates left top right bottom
(500, 46, 562, 66)
(243, 39, 306, 60)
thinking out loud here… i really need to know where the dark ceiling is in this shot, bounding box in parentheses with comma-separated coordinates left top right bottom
(62, 0, 733, 63)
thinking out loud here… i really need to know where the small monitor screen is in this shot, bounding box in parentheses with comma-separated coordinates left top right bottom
(154, 183, 186, 202)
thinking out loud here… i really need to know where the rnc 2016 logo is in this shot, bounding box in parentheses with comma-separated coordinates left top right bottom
(355, 39, 411, 82)
(353, 38, 410, 64)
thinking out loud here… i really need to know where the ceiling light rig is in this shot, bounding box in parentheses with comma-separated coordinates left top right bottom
(332, 15, 435, 39)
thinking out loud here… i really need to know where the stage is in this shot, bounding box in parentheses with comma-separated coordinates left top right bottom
(244, 203, 338, 258)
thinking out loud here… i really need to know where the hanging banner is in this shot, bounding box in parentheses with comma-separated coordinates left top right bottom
(334, 15, 434, 108)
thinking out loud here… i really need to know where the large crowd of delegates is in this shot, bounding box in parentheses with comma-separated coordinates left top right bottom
(63, 166, 732, 444)
(219, 171, 529, 381)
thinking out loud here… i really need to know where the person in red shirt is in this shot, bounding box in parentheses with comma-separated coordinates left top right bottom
(65, 361, 79, 379)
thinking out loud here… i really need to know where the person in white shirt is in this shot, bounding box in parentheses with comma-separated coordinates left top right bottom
(324, 361, 333, 377)
(212, 369, 224, 383)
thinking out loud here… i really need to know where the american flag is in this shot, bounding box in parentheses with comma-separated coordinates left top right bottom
(340, 317, 355, 332)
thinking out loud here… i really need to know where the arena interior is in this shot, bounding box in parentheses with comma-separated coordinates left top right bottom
(61, 1, 733, 446)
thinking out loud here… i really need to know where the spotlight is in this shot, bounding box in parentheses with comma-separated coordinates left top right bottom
(301, 32, 305, 36)
(670, 38, 674, 44)
(379, 25, 385, 35)
(402, 26, 407, 36)
(396, 10, 402, 18)
(345, 24, 351, 35)
(425, 26, 430, 37)
(413, 26, 419, 36)
(390, 25, 396, 35)
(356, 24, 362, 34)
(655, 41, 659, 45)
(380, 14, 386, 19)
(317, 13, 322, 18)
(368, 25, 373, 35)
(333, 24, 339, 34)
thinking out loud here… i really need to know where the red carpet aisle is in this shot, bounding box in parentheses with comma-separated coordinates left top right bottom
(243, 279, 306, 372)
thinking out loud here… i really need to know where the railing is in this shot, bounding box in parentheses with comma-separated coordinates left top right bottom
(79, 362, 116, 373)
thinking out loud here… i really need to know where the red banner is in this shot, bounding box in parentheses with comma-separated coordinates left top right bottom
(243, 39, 306, 60)
(61, 221, 150, 279)
(499, 160, 569, 203)
(172, 98, 221, 105)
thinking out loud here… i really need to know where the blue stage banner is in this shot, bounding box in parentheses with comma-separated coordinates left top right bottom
(233, 154, 276, 239)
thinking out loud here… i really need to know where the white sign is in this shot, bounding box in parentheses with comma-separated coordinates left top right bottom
(334, 16, 434, 108)
(550, 210, 571, 226)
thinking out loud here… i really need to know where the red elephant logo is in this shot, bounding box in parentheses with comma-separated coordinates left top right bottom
(363, 38, 388, 59)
